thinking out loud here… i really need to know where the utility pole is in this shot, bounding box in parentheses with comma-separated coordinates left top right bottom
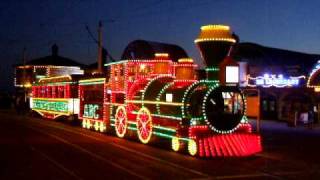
(86, 19, 115, 70)
(22, 47, 27, 102)
(22, 47, 26, 85)
(97, 21, 103, 73)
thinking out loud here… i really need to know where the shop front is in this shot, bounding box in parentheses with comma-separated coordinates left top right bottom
(243, 72, 317, 122)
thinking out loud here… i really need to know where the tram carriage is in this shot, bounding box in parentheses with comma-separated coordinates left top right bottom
(30, 24, 262, 157)
(30, 75, 80, 119)
(78, 77, 107, 132)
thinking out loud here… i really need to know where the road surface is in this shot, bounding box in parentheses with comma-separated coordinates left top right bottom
(0, 110, 319, 179)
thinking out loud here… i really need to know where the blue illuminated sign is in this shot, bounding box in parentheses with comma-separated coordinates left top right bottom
(247, 74, 305, 88)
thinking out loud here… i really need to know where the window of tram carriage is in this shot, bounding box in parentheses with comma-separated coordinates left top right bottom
(40, 86, 44, 97)
(119, 67, 124, 76)
(38, 87, 41, 97)
(105, 93, 111, 102)
(32, 87, 37, 97)
(127, 65, 134, 75)
(35, 86, 41, 97)
(43, 86, 47, 98)
(222, 92, 243, 115)
(52, 86, 57, 98)
(58, 86, 65, 98)
(127, 65, 135, 81)
(83, 86, 104, 102)
(37, 87, 40, 97)
(82, 85, 104, 119)
(70, 85, 78, 98)
(33, 87, 36, 97)
(45, 86, 48, 97)
(115, 93, 125, 104)
(48, 86, 52, 98)
(138, 63, 151, 75)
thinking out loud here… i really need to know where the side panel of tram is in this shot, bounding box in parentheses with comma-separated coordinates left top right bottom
(30, 76, 79, 119)
(78, 78, 107, 132)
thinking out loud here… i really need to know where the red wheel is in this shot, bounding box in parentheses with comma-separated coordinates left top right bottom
(136, 107, 152, 144)
(115, 106, 127, 138)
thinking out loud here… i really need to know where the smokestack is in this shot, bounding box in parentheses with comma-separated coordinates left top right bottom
(195, 25, 236, 80)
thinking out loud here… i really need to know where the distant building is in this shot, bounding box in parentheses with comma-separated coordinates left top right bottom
(13, 44, 85, 111)
(14, 44, 84, 92)
(121, 40, 189, 62)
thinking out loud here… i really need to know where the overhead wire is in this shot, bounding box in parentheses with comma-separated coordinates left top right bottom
(2, 0, 215, 63)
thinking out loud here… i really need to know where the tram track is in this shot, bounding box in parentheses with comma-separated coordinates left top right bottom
(28, 145, 84, 180)
(23, 117, 290, 179)
(22, 116, 211, 179)
(1, 111, 312, 179)
(25, 125, 149, 180)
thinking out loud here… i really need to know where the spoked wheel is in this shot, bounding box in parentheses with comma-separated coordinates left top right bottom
(115, 106, 127, 138)
(136, 107, 153, 144)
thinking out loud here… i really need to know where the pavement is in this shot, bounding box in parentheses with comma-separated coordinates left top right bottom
(250, 118, 320, 171)
(1, 109, 320, 179)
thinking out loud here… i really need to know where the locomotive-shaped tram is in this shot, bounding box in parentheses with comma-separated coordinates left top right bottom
(30, 25, 262, 157)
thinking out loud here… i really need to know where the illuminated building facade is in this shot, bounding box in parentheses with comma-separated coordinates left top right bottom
(234, 43, 320, 121)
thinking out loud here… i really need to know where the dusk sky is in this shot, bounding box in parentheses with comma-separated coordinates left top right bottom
(1, 0, 320, 91)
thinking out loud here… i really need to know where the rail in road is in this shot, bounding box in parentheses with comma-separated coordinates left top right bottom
(0, 110, 317, 179)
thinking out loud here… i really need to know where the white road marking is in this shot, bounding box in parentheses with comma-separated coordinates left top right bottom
(29, 145, 84, 180)
(214, 173, 272, 179)
(254, 153, 282, 160)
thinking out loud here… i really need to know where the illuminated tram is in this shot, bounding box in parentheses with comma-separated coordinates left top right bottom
(30, 25, 262, 157)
